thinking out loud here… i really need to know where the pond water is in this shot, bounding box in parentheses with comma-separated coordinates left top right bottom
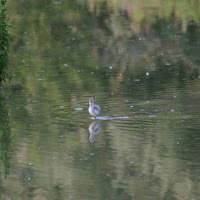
(0, 0, 200, 199)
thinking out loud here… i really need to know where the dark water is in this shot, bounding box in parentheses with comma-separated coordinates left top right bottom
(0, 0, 200, 199)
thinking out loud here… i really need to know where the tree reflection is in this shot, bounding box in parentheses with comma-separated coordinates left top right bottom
(0, 93, 13, 178)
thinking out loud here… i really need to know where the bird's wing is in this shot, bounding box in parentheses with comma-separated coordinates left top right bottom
(94, 105, 100, 111)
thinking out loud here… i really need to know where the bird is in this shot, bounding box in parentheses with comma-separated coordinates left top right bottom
(88, 98, 100, 120)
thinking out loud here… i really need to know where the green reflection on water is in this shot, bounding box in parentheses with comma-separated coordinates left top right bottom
(3, 0, 200, 199)
(0, 93, 13, 178)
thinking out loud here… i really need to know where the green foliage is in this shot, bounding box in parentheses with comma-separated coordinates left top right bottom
(0, 1, 12, 178)
(0, 0, 10, 84)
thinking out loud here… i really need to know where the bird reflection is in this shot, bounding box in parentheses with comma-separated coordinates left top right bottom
(89, 121, 101, 142)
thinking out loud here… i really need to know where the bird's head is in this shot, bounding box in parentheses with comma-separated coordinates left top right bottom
(89, 98, 94, 104)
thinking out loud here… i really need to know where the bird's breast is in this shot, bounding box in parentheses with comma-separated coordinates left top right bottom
(88, 105, 99, 116)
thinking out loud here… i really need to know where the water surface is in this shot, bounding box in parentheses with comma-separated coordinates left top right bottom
(0, 0, 200, 199)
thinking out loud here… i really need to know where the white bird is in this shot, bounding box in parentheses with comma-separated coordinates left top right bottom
(88, 98, 100, 120)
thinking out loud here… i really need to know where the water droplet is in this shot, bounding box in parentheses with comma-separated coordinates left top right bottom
(146, 72, 149, 76)
(130, 106, 133, 108)
(171, 109, 175, 112)
(109, 66, 112, 69)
